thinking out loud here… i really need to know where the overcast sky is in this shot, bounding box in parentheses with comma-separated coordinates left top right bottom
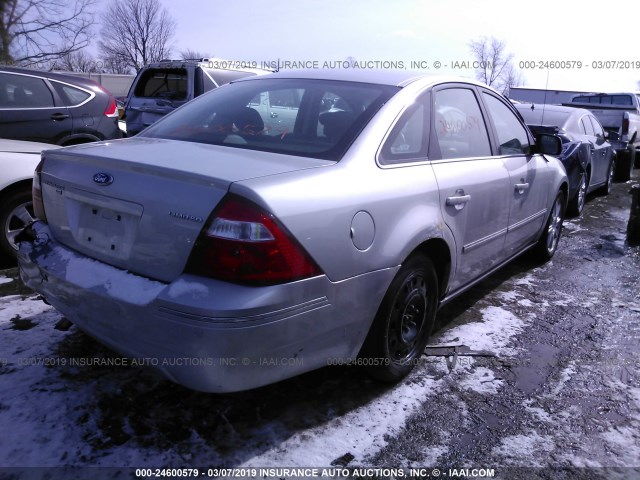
(160, 0, 640, 92)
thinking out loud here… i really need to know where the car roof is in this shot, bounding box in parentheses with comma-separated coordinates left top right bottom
(0, 66, 101, 89)
(233, 68, 492, 89)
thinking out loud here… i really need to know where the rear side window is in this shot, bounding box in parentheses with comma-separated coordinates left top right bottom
(141, 78, 398, 161)
(483, 93, 530, 155)
(51, 81, 91, 106)
(433, 88, 491, 159)
(134, 69, 188, 100)
(0, 73, 54, 108)
(379, 99, 428, 164)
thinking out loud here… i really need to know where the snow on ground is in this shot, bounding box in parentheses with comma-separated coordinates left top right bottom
(0, 276, 13, 285)
(491, 431, 555, 467)
(438, 306, 525, 357)
(0, 266, 543, 469)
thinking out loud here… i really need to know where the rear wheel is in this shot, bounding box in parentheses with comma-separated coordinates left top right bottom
(533, 191, 565, 262)
(0, 189, 35, 257)
(566, 174, 587, 217)
(360, 254, 439, 382)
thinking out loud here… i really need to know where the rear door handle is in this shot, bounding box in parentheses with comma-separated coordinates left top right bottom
(446, 192, 471, 210)
(515, 183, 529, 194)
(50, 113, 69, 121)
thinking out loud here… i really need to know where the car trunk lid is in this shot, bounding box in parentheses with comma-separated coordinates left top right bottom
(39, 137, 332, 282)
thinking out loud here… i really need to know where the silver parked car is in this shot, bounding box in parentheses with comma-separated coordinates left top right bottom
(18, 70, 567, 392)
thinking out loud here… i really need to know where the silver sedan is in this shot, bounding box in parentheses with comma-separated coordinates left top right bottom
(18, 70, 568, 392)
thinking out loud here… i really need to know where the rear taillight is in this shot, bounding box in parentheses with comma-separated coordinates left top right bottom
(32, 157, 47, 223)
(185, 195, 322, 285)
(622, 116, 629, 135)
(103, 96, 118, 118)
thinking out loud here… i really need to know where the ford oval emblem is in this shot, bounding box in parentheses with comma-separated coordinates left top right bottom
(93, 173, 114, 186)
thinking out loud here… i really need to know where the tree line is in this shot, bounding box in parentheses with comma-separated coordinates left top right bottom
(0, 0, 522, 93)
(0, 0, 207, 74)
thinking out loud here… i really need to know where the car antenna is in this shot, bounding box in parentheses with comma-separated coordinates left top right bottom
(540, 68, 550, 127)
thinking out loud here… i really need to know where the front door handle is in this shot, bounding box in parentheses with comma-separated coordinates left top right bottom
(50, 112, 69, 121)
(515, 183, 530, 194)
(446, 190, 471, 210)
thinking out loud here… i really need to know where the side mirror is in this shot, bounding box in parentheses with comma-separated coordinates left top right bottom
(534, 133, 562, 156)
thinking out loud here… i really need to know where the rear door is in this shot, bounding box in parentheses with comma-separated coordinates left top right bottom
(481, 90, 552, 257)
(0, 72, 71, 144)
(429, 85, 511, 291)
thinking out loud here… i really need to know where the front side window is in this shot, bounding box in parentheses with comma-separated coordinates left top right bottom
(0, 73, 54, 108)
(433, 88, 491, 159)
(141, 78, 398, 161)
(483, 93, 530, 155)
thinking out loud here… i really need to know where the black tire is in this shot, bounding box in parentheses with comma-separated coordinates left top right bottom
(533, 191, 565, 262)
(566, 174, 587, 217)
(0, 189, 35, 258)
(614, 149, 634, 182)
(600, 159, 615, 196)
(360, 254, 439, 382)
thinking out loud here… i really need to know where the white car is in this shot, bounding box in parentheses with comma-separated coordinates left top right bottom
(0, 139, 60, 257)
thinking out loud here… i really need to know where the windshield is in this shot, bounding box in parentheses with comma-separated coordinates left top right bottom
(140, 78, 399, 160)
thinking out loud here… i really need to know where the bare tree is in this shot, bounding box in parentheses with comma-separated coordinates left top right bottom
(468, 37, 523, 95)
(101, 54, 132, 74)
(501, 64, 525, 97)
(99, 0, 176, 72)
(51, 49, 98, 72)
(0, 0, 96, 66)
(179, 49, 210, 60)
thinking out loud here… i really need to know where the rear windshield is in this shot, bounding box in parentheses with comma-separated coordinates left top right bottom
(140, 78, 399, 160)
(134, 68, 188, 100)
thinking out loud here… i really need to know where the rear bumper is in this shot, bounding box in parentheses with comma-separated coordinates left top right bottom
(18, 222, 395, 392)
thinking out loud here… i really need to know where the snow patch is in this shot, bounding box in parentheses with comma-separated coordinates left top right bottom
(0, 295, 54, 324)
(459, 367, 503, 394)
(239, 374, 440, 467)
(497, 291, 521, 302)
(522, 400, 553, 423)
(551, 362, 577, 396)
(0, 276, 13, 285)
(600, 427, 640, 466)
(439, 306, 525, 357)
(514, 274, 537, 287)
(167, 279, 209, 299)
(57, 250, 165, 306)
(492, 431, 555, 466)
